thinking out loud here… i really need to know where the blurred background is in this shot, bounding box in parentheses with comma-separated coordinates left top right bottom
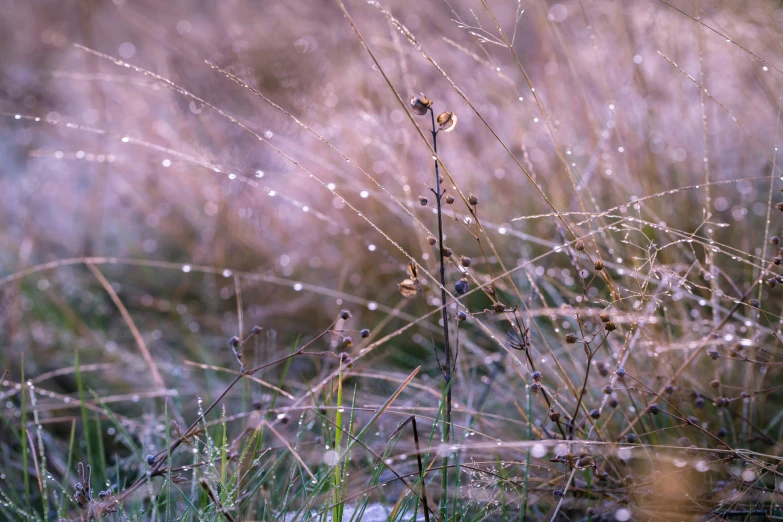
(2, 0, 783, 518)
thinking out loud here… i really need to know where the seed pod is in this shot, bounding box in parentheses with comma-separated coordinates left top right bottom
(442, 247, 453, 258)
(229, 336, 240, 348)
(776, 202, 783, 212)
(549, 411, 561, 422)
(418, 196, 429, 206)
(589, 409, 601, 419)
(647, 403, 660, 415)
(532, 371, 542, 383)
(707, 349, 719, 360)
(695, 397, 705, 409)
(340, 309, 352, 320)
(398, 278, 418, 297)
(616, 367, 626, 378)
(252, 325, 263, 334)
(627, 433, 637, 443)
(437, 111, 458, 132)
(749, 298, 761, 308)
(460, 256, 472, 267)
(775, 257, 782, 265)
(553, 489, 564, 498)
(575, 240, 585, 251)
(409, 94, 432, 116)
(454, 278, 469, 295)
(493, 302, 506, 313)
(603, 385, 613, 395)
(530, 382, 540, 394)
(608, 397, 619, 408)
(457, 311, 467, 322)
(716, 428, 727, 438)
(360, 328, 370, 338)
(146, 454, 155, 466)
(445, 194, 455, 204)
(709, 379, 720, 388)
(468, 193, 478, 206)
(604, 321, 618, 332)
(766, 278, 777, 288)
(599, 312, 610, 323)
(594, 259, 605, 271)
(427, 235, 437, 246)
(565, 333, 577, 343)
(772, 236, 781, 245)
(664, 385, 674, 394)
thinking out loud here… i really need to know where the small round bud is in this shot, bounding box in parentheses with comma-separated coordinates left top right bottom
(530, 382, 541, 394)
(616, 367, 626, 378)
(603, 385, 613, 395)
(553, 489, 564, 498)
(626, 433, 637, 443)
(749, 298, 761, 308)
(586, 508, 595, 516)
(460, 256, 472, 267)
(709, 379, 720, 388)
(647, 403, 660, 415)
(445, 194, 455, 204)
(549, 411, 561, 422)
(418, 196, 429, 206)
(531, 371, 542, 383)
(600, 312, 611, 323)
(772, 236, 780, 245)
(714, 397, 728, 407)
(339, 309, 352, 320)
(565, 333, 577, 344)
(707, 349, 719, 360)
(342, 336, 353, 347)
(468, 193, 478, 206)
(279, 414, 289, 424)
(409, 94, 432, 116)
(457, 311, 467, 322)
(360, 328, 370, 338)
(687, 416, 699, 425)
(776, 202, 783, 212)
(251, 325, 263, 334)
(695, 397, 705, 409)
(608, 397, 619, 408)
(427, 235, 437, 246)
(146, 454, 155, 466)
(454, 278, 469, 296)
(493, 302, 506, 313)
(575, 240, 585, 251)
(589, 409, 601, 419)
(436, 111, 458, 132)
(604, 321, 618, 332)
(594, 259, 605, 271)
(229, 336, 240, 348)
(716, 428, 727, 438)
(766, 278, 777, 288)
(664, 384, 674, 394)
(442, 247, 453, 258)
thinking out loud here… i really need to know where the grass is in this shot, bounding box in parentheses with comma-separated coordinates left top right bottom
(3, 0, 783, 520)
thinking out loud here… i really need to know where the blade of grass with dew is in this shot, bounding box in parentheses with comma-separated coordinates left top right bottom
(340, 384, 357, 522)
(333, 364, 344, 522)
(19, 360, 30, 515)
(520, 385, 532, 522)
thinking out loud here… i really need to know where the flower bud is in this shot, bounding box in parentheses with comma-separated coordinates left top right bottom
(468, 193, 478, 205)
(594, 259, 605, 271)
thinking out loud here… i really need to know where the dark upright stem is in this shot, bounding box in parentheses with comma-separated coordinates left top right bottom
(430, 108, 452, 442)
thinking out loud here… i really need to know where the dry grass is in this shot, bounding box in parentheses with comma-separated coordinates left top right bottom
(3, 0, 783, 520)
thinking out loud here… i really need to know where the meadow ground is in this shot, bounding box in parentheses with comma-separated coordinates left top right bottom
(2, 0, 783, 520)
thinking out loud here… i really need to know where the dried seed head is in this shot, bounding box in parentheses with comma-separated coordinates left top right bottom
(409, 94, 432, 116)
(229, 336, 240, 348)
(695, 397, 705, 409)
(460, 255, 472, 267)
(627, 433, 637, 443)
(766, 278, 777, 288)
(599, 312, 611, 323)
(664, 384, 674, 394)
(530, 382, 541, 394)
(575, 239, 585, 251)
(339, 309, 352, 320)
(603, 385, 613, 395)
(775, 257, 783, 265)
(427, 235, 437, 246)
(749, 298, 761, 308)
(772, 236, 781, 245)
(398, 279, 418, 297)
(594, 259, 605, 271)
(553, 489, 564, 498)
(565, 333, 578, 344)
(589, 409, 601, 419)
(716, 428, 727, 438)
(707, 349, 719, 360)
(531, 371, 542, 383)
(455, 278, 469, 296)
(146, 454, 155, 466)
(436, 111, 458, 132)
(647, 403, 660, 415)
(709, 379, 720, 388)
(616, 367, 626, 378)
(418, 196, 429, 206)
(608, 397, 619, 408)
(442, 247, 453, 258)
(251, 325, 263, 334)
(360, 328, 370, 338)
(604, 321, 618, 332)
(776, 202, 783, 212)
(714, 397, 728, 408)
(457, 311, 467, 322)
(687, 416, 699, 425)
(445, 194, 455, 204)
(549, 411, 561, 422)
(342, 336, 353, 347)
(468, 193, 478, 205)
(493, 302, 506, 313)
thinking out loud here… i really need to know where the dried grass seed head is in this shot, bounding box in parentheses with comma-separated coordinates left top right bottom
(437, 111, 458, 132)
(410, 94, 432, 116)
